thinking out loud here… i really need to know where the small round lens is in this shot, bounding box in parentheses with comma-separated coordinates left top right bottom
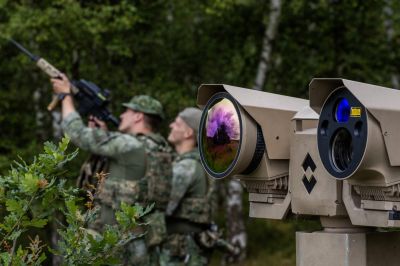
(331, 128, 353, 172)
(200, 97, 241, 174)
(320, 120, 329, 136)
(335, 98, 351, 123)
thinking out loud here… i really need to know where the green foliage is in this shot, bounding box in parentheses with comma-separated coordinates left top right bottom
(0, 235, 47, 266)
(0, 138, 152, 265)
(0, 1, 269, 171)
(0, 1, 398, 161)
(53, 200, 152, 265)
(115, 202, 154, 231)
(0, 137, 78, 264)
(2, 1, 400, 265)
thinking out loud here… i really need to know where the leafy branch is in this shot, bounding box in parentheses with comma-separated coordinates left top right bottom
(0, 137, 152, 265)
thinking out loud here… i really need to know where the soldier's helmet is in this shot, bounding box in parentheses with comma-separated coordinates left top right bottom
(122, 95, 165, 119)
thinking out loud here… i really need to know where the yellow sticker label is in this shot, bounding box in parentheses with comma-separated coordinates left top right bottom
(350, 107, 361, 117)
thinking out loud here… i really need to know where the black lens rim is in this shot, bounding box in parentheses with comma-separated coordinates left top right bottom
(198, 92, 243, 178)
(242, 123, 266, 175)
(317, 86, 368, 179)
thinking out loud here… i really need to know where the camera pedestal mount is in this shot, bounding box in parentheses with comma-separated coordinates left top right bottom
(297, 216, 400, 266)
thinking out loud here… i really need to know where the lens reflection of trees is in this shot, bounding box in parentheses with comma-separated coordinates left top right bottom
(213, 124, 231, 145)
(204, 123, 239, 172)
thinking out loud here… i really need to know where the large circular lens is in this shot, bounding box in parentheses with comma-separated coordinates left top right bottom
(201, 96, 241, 175)
(331, 128, 353, 172)
(335, 98, 351, 123)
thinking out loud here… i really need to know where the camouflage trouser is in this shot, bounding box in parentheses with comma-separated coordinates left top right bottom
(159, 234, 210, 266)
(122, 238, 150, 266)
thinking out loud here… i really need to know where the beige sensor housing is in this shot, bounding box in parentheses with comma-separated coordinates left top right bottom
(310, 78, 400, 227)
(197, 84, 308, 219)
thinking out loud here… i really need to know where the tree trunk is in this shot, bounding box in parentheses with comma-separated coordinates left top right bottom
(50, 104, 63, 266)
(51, 111, 63, 140)
(50, 49, 81, 266)
(253, 0, 282, 91)
(223, 180, 247, 264)
(28, 37, 50, 141)
(383, 0, 400, 89)
(223, 1, 283, 263)
(33, 88, 48, 139)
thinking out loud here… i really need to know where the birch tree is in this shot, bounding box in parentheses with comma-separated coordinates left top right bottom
(224, 0, 282, 264)
(383, 0, 399, 89)
(253, 0, 282, 91)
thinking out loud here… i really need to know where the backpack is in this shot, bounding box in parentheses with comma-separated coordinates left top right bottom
(136, 134, 174, 247)
(137, 134, 174, 211)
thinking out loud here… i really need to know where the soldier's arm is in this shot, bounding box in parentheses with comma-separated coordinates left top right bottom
(166, 159, 197, 216)
(62, 112, 143, 158)
(51, 74, 76, 118)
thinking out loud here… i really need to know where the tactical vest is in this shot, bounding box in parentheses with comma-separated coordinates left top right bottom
(136, 134, 173, 211)
(99, 134, 173, 211)
(171, 151, 212, 224)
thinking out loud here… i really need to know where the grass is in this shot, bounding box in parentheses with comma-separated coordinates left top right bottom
(210, 194, 321, 266)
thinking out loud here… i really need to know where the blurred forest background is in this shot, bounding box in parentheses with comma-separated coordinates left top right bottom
(1, 0, 400, 265)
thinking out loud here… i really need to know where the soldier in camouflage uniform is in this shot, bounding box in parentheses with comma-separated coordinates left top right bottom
(51, 74, 172, 265)
(161, 107, 213, 266)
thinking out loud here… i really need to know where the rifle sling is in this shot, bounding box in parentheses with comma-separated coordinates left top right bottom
(166, 218, 208, 234)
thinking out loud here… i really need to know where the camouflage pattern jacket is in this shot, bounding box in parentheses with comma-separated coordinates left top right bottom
(62, 112, 147, 225)
(62, 112, 146, 181)
(166, 148, 211, 224)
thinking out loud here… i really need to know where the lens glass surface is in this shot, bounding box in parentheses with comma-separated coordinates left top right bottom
(201, 97, 241, 174)
(331, 128, 353, 172)
(335, 98, 351, 123)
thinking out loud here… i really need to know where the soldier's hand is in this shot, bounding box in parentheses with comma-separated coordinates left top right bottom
(88, 115, 108, 131)
(51, 73, 71, 94)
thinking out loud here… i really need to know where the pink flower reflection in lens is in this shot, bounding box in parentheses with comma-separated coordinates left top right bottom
(206, 99, 240, 142)
(202, 98, 240, 174)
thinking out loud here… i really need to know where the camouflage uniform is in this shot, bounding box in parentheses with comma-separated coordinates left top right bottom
(160, 108, 213, 265)
(62, 95, 171, 266)
(62, 111, 146, 221)
(122, 96, 173, 265)
(161, 148, 212, 266)
(136, 132, 174, 265)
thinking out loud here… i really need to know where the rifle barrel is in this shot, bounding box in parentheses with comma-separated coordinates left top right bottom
(9, 39, 39, 62)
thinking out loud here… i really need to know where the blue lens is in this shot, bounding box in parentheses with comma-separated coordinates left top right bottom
(335, 98, 350, 123)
